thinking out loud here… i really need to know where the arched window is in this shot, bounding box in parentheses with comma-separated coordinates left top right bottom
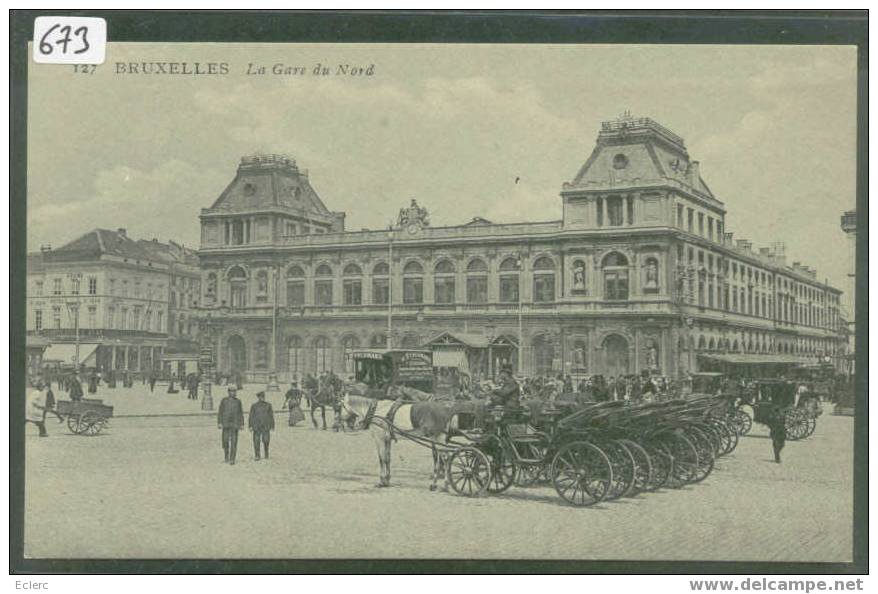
(314, 336, 330, 373)
(532, 257, 555, 303)
(342, 335, 359, 374)
(343, 263, 362, 305)
(434, 260, 455, 304)
(372, 262, 389, 305)
(314, 264, 333, 306)
(698, 336, 706, 350)
(403, 261, 423, 304)
(286, 265, 305, 307)
(228, 266, 247, 309)
(708, 338, 716, 351)
(466, 258, 488, 304)
(499, 257, 520, 303)
(602, 252, 629, 301)
(286, 336, 303, 375)
(255, 270, 269, 303)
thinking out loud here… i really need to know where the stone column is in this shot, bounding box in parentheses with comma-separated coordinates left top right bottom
(111, 346, 117, 370)
(123, 345, 130, 370)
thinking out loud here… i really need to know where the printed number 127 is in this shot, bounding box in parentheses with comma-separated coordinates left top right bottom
(73, 64, 97, 74)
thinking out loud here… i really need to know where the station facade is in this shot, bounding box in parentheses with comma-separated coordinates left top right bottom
(195, 117, 847, 381)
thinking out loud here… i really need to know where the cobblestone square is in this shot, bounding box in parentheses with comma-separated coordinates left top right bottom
(23, 386, 854, 561)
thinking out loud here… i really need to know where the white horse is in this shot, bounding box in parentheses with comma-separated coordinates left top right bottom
(342, 394, 452, 490)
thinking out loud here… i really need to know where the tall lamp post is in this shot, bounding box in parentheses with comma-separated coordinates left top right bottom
(387, 226, 394, 350)
(516, 254, 524, 375)
(266, 264, 280, 391)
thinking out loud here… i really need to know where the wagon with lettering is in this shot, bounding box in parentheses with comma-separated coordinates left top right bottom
(56, 398, 114, 435)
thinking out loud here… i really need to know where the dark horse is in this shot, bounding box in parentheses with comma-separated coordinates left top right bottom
(308, 382, 338, 430)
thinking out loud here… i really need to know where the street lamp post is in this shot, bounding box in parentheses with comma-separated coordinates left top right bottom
(517, 255, 524, 374)
(266, 265, 280, 391)
(387, 227, 394, 350)
(200, 312, 214, 411)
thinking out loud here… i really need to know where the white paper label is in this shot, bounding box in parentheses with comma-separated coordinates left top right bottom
(33, 16, 106, 64)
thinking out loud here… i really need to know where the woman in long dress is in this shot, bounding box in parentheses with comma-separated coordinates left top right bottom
(284, 381, 306, 427)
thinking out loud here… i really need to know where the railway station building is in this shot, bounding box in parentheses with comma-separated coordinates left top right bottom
(194, 116, 847, 381)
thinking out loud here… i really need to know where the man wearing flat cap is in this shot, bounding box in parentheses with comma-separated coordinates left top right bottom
(217, 386, 245, 464)
(249, 391, 275, 461)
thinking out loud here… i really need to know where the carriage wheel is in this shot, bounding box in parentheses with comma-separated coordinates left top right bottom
(682, 427, 715, 483)
(551, 441, 613, 507)
(66, 414, 82, 434)
(735, 410, 753, 436)
(446, 448, 492, 497)
(804, 417, 817, 438)
(644, 442, 672, 491)
(657, 433, 699, 486)
(81, 412, 104, 436)
(604, 440, 637, 500)
(484, 442, 517, 494)
(618, 439, 653, 495)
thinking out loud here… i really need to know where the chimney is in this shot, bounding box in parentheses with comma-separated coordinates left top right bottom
(736, 239, 752, 251)
(117, 228, 127, 237)
(723, 232, 734, 245)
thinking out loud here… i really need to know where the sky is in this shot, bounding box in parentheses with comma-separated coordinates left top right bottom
(26, 43, 858, 305)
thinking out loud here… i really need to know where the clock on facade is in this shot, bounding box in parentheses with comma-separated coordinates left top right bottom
(613, 153, 629, 169)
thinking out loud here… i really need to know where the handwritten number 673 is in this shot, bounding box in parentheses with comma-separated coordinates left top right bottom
(39, 24, 90, 55)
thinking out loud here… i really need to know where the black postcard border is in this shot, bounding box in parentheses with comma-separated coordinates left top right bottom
(8, 9, 869, 575)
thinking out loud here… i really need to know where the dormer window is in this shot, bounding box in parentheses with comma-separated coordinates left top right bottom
(612, 153, 629, 169)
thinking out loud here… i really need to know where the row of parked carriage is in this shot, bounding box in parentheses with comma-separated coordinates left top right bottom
(433, 395, 750, 506)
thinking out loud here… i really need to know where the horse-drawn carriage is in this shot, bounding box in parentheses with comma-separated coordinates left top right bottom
(56, 398, 114, 435)
(688, 372, 753, 436)
(750, 379, 817, 441)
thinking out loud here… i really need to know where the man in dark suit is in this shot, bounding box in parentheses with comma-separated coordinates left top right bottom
(68, 374, 84, 402)
(218, 386, 245, 464)
(489, 366, 521, 409)
(248, 391, 275, 460)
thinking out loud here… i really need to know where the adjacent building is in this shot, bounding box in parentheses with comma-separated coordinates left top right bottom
(26, 228, 200, 374)
(194, 117, 847, 381)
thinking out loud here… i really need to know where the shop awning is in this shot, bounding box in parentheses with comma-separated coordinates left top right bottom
(698, 354, 812, 365)
(422, 331, 490, 349)
(42, 343, 100, 365)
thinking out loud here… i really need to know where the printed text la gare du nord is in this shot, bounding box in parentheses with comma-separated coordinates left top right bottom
(113, 61, 376, 76)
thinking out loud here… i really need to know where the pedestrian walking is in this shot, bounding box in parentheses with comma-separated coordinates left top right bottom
(284, 381, 306, 427)
(68, 374, 84, 402)
(88, 370, 98, 394)
(248, 391, 275, 460)
(218, 387, 245, 464)
(768, 405, 787, 463)
(148, 371, 156, 393)
(26, 380, 59, 436)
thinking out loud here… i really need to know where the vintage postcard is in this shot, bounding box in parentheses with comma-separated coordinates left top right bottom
(12, 12, 866, 573)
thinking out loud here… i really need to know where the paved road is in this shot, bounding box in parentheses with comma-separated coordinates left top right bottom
(23, 403, 853, 561)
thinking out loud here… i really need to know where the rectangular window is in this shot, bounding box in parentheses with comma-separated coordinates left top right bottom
(287, 281, 305, 306)
(34, 309, 42, 331)
(372, 278, 389, 305)
(687, 208, 694, 233)
(677, 204, 684, 228)
(88, 276, 98, 295)
(434, 277, 455, 304)
(604, 271, 629, 301)
(53, 306, 61, 329)
(403, 278, 423, 304)
(53, 278, 62, 295)
(133, 306, 142, 330)
(343, 279, 362, 305)
(708, 217, 714, 241)
(708, 283, 715, 308)
(466, 277, 488, 304)
(156, 311, 163, 332)
(500, 275, 519, 303)
(717, 221, 723, 239)
(626, 196, 634, 225)
(607, 196, 623, 226)
(107, 306, 115, 329)
(35, 280, 43, 296)
(698, 213, 704, 236)
(71, 278, 80, 295)
(596, 197, 604, 227)
(120, 309, 128, 330)
(88, 306, 97, 329)
(315, 280, 333, 306)
(534, 274, 555, 302)
(134, 281, 142, 298)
